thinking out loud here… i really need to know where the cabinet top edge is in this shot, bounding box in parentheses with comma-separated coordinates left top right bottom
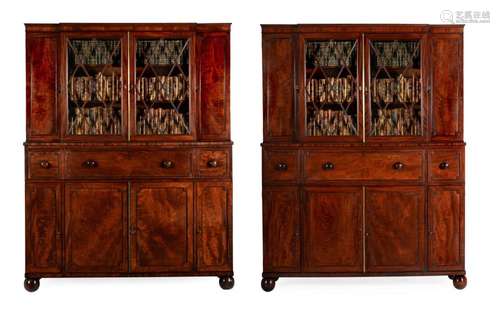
(25, 23, 231, 33)
(261, 24, 464, 34)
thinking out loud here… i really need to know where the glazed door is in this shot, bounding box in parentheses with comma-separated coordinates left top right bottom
(428, 186, 464, 271)
(61, 32, 128, 141)
(64, 183, 128, 273)
(130, 182, 194, 272)
(365, 33, 428, 142)
(298, 33, 363, 142)
(263, 187, 300, 272)
(130, 32, 196, 141)
(303, 187, 363, 272)
(26, 183, 62, 273)
(365, 186, 425, 272)
(196, 182, 231, 271)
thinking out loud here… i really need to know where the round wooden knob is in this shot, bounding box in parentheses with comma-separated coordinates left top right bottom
(439, 161, 449, 170)
(82, 160, 98, 168)
(393, 162, 404, 170)
(207, 159, 218, 168)
(322, 162, 334, 170)
(275, 162, 288, 171)
(39, 160, 51, 169)
(160, 160, 174, 169)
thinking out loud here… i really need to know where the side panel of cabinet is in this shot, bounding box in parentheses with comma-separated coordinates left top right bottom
(26, 183, 62, 273)
(262, 34, 295, 141)
(263, 187, 300, 272)
(430, 33, 463, 140)
(428, 186, 464, 271)
(365, 186, 425, 272)
(196, 182, 232, 272)
(65, 183, 128, 273)
(198, 32, 230, 140)
(303, 187, 363, 272)
(130, 182, 194, 272)
(26, 32, 58, 141)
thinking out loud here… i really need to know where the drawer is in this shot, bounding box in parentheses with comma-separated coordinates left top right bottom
(197, 149, 229, 177)
(263, 150, 299, 181)
(28, 151, 60, 179)
(65, 150, 192, 178)
(304, 151, 424, 181)
(429, 150, 463, 181)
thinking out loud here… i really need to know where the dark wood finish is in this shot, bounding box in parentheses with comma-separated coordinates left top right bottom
(25, 23, 232, 290)
(452, 275, 467, 289)
(261, 24, 465, 290)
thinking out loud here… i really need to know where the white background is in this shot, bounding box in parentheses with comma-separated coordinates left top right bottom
(0, 0, 498, 311)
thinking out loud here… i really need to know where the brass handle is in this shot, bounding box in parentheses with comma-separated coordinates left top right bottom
(39, 160, 51, 169)
(439, 161, 449, 170)
(160, 160, 174, 169)
(82, 160, 98, 168)
(275, 162, 288, 171)
(393, 162, 404, 170)
(322, 162, 334, 170)
(207, 159, 218, 168)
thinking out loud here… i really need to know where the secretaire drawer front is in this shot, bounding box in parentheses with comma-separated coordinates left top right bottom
(28, 152, 60, 179)
(365, 152, 424, 181)
(429, 150, 463, 181)
(304, 152, 364, 181)
(197, 150, 228, 177)
(263, 150, 299, 181)
(65, 151, 130, 178)
(130, 150, 192, 177)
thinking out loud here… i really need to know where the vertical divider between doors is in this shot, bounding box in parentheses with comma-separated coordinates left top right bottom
(127, 32, 131, 142)
(361, 33, 366, 143)
(362, 186, 366, 272)
(127, 181, 131, 273)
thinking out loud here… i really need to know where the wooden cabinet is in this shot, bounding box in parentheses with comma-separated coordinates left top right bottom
(24, 23, 233, 292)
(261, 24, 466, 291)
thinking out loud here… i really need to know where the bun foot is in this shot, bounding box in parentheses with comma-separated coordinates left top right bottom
(261, 277, 277, 292)
(219, 276, 234, 290)
(24, 278, 40, 292)
(452, 275, 467, 290)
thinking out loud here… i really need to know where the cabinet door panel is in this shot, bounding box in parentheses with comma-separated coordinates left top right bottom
(65, 183, 128, 273)
(263, 34, 295, 140)
(428, 186, 464, 271)
(263, 187, 300, 272)
(431, 34, 463, 140)
(26, 33, 58, 140)
(131, 182, 193, 272)
(366, 187, 425, 272)
(198, 33, 230, 140)
(303, 187, 363, 272)
(26, 183, 62, 273)
(196, 182, 231, 271)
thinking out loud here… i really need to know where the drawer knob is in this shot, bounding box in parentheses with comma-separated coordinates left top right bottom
(82, 160, 98, 168)
(160, 160, 175, 169)
(275, 162, 288, 171)
(322, 162, 335, 170)
(439, 161, 449, 170)
(392, 162, 404, 170)
(207, 159, 218, 168)
(39, 160, 51, 169)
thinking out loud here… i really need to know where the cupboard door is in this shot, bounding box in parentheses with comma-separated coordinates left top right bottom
(430, 33, 463, 140)
(26, 183, 62, 273)
(196, 182, 231, 271)
(263, 34, 295, 141)
(303, 187, 363, 272)
(26, 32, 58, 140)
(65, 183, 128, 273)
(263, 187, 300, 272)
(428, 186, 464, 271)
(366, 187, 425, 272)
(131, 182, 193, 272)
(198, 32, 230, 140)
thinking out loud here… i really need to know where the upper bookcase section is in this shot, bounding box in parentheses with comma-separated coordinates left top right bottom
(25, 23, 231, 143)
(262, 24, 463, 144)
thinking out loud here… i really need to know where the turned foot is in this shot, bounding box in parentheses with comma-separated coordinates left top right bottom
(219, 276, 234, 290)
(452, 275, 467, 290)
(24, 278, 40, 292)
(261, 277, 278, 292)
